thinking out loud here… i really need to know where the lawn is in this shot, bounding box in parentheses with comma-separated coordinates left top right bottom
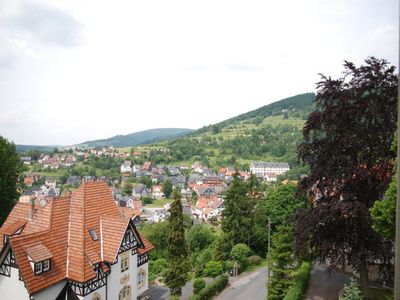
(146, 198, 173, 208)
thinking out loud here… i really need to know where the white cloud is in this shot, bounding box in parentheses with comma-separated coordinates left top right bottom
(0, 0, 397, 145)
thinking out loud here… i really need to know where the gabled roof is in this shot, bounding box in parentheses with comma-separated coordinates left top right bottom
(0, 181, 154, 296)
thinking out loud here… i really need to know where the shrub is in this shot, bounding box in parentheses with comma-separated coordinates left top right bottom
(283, 261, 311, 300)
(190, 275, 229, 300)
(341, 277, 363, 300)
(204, 261, 223, 278)
(247, 255, 262, 266)
(193, 278, 206, 295)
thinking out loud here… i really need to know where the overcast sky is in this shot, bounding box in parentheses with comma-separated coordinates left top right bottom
(0, 0, 398, 145)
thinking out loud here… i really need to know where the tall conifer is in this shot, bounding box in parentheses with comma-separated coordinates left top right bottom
(165, 189, 190, 296)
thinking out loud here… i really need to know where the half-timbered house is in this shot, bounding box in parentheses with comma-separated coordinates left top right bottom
(0, 181, 154, 300)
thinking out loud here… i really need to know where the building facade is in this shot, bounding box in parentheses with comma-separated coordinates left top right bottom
(250, 162, 290, 177)
(0, 181, 153, 300)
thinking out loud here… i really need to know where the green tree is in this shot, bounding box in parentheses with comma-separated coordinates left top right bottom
(165, 189, 190, 296)
(221, 173, 252, 257)
(371, 137, 397, 240)
(370, 178, 396, 239)
(140, 176, 152, 188)
(163, 179, 173, 198)
(187, 224, 215, 252)
(268, 224, 295, 300)
(122, 182, 132, 196)
(0, 136, 23, 226)
(231, 243, 252, 271)
(204, 261, 223, 278)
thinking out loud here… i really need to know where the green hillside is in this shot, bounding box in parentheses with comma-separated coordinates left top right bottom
(131, 93, 315, 179)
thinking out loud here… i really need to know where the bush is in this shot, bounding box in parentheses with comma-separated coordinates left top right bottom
(283, 261, 311, 300)
(193, 278, 206, 295)
(341, 277, 363, 300)
(247, 255, 262, 266)
(190, 275, 229, 300)
(204, 261, 223, 278)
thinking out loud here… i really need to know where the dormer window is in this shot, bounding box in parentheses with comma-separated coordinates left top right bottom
(34, 262, 42, 274)
(89, 229, 98, 241)
(33, 259, 51, 275)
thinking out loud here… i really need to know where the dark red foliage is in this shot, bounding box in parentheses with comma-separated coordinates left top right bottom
(295, 57, 398, 271)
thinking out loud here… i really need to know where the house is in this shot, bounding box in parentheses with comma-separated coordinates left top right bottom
(250, 162, 290, 177)
(193, 195, 224, 220)
(20, 157, 32, 165)
(66, 176, 82, 187)
(142, 162, 152, 171)
(264, 172, 278, 182)
(0, 181, 154, 300)
(152, 185, 164, 199)
(203, 176, 222, 186)
(121, 161, 132, 174)
(132, 184, 151, 199)
(23, 174, 40, 187)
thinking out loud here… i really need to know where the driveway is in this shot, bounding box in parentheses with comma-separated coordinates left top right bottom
(305, 264, 349, 300)
(216, 268, 268, 300)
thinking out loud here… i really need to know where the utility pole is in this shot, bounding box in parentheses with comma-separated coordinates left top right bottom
(395, 59, 400, 300)
(266, 217, 271, 299)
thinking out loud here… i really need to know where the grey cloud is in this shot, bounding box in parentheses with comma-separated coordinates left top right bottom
(223, 63, 264, 72)
(0, 1, 84, 47)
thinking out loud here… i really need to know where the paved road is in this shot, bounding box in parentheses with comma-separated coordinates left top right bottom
(305, 264, 349, 300)
(149, 285, 169, 300)
(216, 268, 268, 300)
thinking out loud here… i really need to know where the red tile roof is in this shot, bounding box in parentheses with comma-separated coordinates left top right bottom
(0, 181, 154, 296)
(23, 242, 53, 262)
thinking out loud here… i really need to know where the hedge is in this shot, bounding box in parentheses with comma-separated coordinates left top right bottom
(193, 278, 206, 295)
(283, 261, 312, 300)
(190, 274, 229, 300)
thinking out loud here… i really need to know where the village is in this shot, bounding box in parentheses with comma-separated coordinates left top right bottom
(19, 147, 291, 225)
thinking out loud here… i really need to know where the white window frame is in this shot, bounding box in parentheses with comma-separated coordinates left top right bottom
(121, 255, 129, 272)
(43, 259, 50, 271)
(34, 262, 42, 274)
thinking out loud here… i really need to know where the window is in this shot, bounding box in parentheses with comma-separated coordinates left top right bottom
(89, 229, 98, 241)
(121, 255, 129, 272)
(43, 259, 50, 271)
(34, 262, 42, 274)
(119, 285, 131, 300)
(137, 269, 146, 286)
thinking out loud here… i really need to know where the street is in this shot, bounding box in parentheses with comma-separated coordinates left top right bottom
(216, 268, 268, 300)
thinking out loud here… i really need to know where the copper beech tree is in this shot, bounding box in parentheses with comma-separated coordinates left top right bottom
(294, 57, 398, 298)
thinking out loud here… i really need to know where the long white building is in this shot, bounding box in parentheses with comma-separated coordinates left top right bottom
(0, 181, 154, 300)
(250, 161, 290, 177)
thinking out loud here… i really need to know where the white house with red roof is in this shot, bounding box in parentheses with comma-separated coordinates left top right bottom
(0, 181, 154, 300)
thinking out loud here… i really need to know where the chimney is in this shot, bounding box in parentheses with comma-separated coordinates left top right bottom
(28, 197, 36, 221)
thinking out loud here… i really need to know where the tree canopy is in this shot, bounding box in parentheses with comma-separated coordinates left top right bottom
(0, 136, 23, 226)
(294, 57, 397, 297)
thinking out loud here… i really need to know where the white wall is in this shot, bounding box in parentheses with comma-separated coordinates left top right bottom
(107, 250, 138, 300)
(34, 280, 66, 300)
(83, 285, 106, 300)
(0, 266, 30, 300)
(136, 262, 149, 297)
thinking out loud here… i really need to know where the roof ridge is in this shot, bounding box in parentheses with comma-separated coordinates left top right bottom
(65, 193, 72, 278)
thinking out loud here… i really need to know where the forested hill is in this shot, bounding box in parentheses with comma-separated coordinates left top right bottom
(196, 93, 315, 134)
(79, 128, 194, 148)
(135, 93, 315, 180)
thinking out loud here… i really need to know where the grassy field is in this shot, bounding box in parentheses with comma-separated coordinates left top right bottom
(146, 198, 173, 208)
